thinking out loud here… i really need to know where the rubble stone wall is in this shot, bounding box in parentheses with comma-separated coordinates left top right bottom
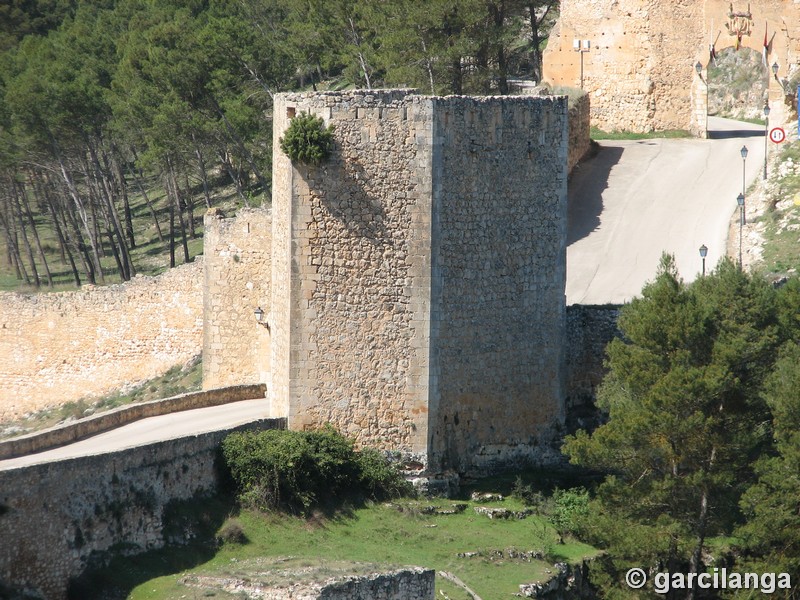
(565, 304, 621, 411)
(428, 95, 569, 474)
(543, 0, 800, 134)
(203, 208, 272, 391)
(319, 568, 435, 600)
(272, 91, 433, 455)
(0, 262, 203, 422)
(0, 418, 286, 600)
(271, 91, 568, 475)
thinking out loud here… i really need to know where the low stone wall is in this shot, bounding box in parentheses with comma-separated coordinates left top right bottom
(0, 417, 286, 600)
(319, 568, 435, 599)
(565, 305, 621, 421)
(568, 93, 592, 174)
(0, 261, 204, 422)
(0, 384, 267, 460)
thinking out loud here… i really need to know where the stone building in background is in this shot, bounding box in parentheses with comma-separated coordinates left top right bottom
(543, 0, 800, 135)
(204, 90, 569, 478)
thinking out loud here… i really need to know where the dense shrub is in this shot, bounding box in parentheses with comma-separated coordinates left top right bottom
(549, 487, 590, 540)
(221, 427, 412, 513)
(279, 112, 334, 165)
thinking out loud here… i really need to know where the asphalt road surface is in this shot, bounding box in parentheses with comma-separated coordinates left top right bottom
(567, 116, 766, 305)
(0, 398, 272, 471)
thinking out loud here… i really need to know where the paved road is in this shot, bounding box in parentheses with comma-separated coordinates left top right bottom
(567, 116, 766, 305)
(0, 398, 273, 471)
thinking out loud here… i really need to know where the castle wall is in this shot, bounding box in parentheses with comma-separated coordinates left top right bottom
(0, 417, 286, 600)
(568, 92, 592, 173)
(564, 304, 620, 416)
(0, 262, 203, 422)
(271, 91, 568, 475)
(272, 91, 432, 455)
(202, 208, 272, 391)
(428, 96, 568, 474)
(544, 0, 800, 135)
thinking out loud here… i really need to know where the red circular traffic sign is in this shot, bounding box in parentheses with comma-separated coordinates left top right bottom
(769, 127, 786, 144)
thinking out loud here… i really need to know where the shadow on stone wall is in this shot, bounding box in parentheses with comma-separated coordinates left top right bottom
(306, 158, 390, 243)
(67, 493, 234, 600)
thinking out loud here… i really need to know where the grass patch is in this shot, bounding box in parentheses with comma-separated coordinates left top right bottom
(102, 496, 596, 600)
(77, 468, 600, 600)
(0, 356, 202, 439)
(590, 127, 691, 140)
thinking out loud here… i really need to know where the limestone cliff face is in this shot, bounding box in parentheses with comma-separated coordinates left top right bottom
(544, 0, 800, 134)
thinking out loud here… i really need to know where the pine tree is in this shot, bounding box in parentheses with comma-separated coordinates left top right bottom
(564, 256, 784, 599)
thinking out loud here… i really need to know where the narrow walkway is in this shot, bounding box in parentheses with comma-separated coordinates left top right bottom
(0, 398, 273, 471)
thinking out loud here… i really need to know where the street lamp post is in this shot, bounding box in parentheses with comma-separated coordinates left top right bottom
(740, 145, 748, 224)
(695, 61, 708, 138)
(763, 101, 770, 180)
(574, 39, 591, 90)
(737, 193, 745, 269)
(699, 244, 708, 276)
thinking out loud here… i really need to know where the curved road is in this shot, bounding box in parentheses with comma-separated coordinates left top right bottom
(0, 398, 272, 471)
(567, 116, 766, 305)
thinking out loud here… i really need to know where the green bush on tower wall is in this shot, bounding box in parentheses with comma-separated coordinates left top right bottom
(279, 112, 335, 165)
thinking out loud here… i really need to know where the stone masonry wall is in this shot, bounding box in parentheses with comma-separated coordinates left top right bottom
(568, 92, 591, 173)
(0, 417, 286, 600)
(544, 0, 657, 132)
(544, 0, 800, 134)
(0, 262, 203, 421)
(428, 96, 568, 474)
(272, 91, 432, 455)
(565, 304, 621, 418)
(271, 91, 568, 475)
(319, 568, 435, 600)
(203, 208, 272, 392)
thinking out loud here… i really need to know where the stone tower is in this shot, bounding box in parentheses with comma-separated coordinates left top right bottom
(269, 90, 568, 476)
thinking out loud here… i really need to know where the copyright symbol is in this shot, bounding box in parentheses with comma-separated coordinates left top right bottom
(626, 568, 647, 589)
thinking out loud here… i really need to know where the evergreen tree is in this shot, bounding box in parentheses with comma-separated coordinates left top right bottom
(564, 256, 784, 599)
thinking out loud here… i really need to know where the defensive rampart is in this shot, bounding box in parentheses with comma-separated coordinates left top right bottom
(564, 305, 621, 425)
(0, 417, 285, 600)
(203, 208, 272, 391)
(270, 90, 568, 475)
(0, 261, 203, 421)
(544, 0, 800, 134)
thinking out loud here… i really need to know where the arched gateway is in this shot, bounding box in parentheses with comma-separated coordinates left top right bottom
(543, 0, 800, 136)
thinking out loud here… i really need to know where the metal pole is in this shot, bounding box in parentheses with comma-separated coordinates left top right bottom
(742, 157, 747, 225)
(702, 257, 706, 277)
(739, 206, 744, 269)
(580, 51, 584, 90)
(764, 114, 769, 180)
(705, 71, 709, 139)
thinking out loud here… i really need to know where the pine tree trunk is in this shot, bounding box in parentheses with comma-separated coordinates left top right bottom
(11, 179, 40, 288)
(18, 179, 53, 287)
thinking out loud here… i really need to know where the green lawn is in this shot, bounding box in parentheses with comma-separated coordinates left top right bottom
(590, 127, 692, 141)
(82, 492, 597, 600)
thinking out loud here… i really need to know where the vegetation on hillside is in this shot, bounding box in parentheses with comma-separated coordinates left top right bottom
(0, 0, 559, 291)
(221, 427, 413, 513)
(707, 47, 769, 122)
(563, 256, 800, 597)
(75, 465, 598, 599)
